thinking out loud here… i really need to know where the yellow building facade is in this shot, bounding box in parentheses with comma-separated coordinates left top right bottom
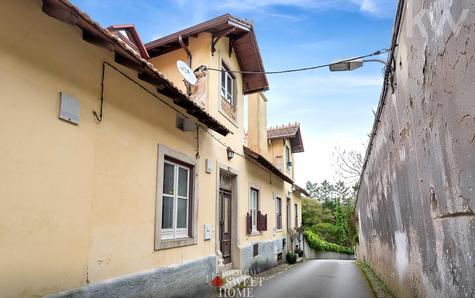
(0, 1, 306, 297)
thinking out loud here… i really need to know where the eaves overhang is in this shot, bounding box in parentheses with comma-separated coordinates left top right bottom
(41, 0, 230, 136)
(145, 14, 269, 95)
(243, 146, 294, 184)
(293, 184, 310, 197)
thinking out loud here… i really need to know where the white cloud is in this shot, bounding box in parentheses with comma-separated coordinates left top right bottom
(218, 0, 338, 10)
(217, 0, 395, 17)
(267, 74, 384, 105)
(351, 0, 396, 17)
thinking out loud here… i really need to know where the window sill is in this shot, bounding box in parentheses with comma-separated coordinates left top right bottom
(249, 231, 261, 237)
(156, 237, 196, 250)
(275, 229, 283, 233)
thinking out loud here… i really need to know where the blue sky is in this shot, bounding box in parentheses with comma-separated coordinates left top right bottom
(71, 0, 397, 185)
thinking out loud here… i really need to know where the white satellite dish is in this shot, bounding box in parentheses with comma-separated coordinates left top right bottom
(176, 60, 197, 86)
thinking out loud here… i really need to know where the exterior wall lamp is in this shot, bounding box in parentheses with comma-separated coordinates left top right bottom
(329, 58, 387, 72)
(226, 147, 234, 160)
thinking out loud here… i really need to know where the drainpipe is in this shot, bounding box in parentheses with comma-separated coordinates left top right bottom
(178, 35, 192, 96)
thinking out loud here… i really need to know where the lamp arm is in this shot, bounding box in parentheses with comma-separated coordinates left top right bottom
(362, 59, 387, 65)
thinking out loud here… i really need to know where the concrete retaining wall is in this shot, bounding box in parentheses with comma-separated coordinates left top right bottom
(357, 1, 475, 297)
(303, 239, 355, 260)
(46, 256, 216, 298)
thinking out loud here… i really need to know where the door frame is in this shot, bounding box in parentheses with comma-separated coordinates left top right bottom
(215, 163, 239, 269)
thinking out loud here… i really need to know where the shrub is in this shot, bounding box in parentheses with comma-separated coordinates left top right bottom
(314, 222, 338, 243)
(304, 230, 354, 255)
(286, 252, 297, 264)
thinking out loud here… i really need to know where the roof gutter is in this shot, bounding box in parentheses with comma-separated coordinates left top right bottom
(227, 20, 251, 32)
(243, 146, 294, 184)
(356, 0, 405, 204)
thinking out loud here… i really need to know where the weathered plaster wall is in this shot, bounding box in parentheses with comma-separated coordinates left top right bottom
(0, 2, 302, 297)
(357, 1, 475, 297)
(240, 238, 285, 274)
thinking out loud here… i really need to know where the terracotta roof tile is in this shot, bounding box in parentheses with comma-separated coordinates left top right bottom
(267, 122, 304, 153)
(267, 122, 300, 139)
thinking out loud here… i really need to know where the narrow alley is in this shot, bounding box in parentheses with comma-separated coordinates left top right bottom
(252, 260, 372, 298)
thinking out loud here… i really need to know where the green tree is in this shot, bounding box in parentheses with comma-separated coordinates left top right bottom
(314, 222, 339, 244)
(301, 198, 334, 228)
(335, 198, 348, 246)
(303, 180, 358, 248)
(305, 181, 319, 200)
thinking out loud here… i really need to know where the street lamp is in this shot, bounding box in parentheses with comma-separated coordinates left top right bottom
(329, 58, 386, 72)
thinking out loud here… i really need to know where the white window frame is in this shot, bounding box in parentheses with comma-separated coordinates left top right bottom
(250, 188, 259, 232)
(161, 161, 190, 240)
(155, 144, 198, 250)
(220, 64, 234, 106)
(285, 145, 291, 172)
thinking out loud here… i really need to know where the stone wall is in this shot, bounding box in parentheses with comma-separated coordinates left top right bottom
(46, 256, 216, 298)
(240, 238, 286, 274)
(303, 239, 354, 260)
(356, 1, 475, 297)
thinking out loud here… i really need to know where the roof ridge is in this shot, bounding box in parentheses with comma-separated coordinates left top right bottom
(267, 122, 300, 131)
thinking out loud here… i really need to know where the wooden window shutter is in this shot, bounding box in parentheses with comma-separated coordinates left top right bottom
(257, 211, 267, 232)
(246, 212, 252, 234)
(263, 213, 267, 231)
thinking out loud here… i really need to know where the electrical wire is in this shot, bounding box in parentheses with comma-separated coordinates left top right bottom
(95, 61, 191, 122)
(198, 124, 288, 181)
(96, 61, 270, 174)
(204, 48, 389, 75)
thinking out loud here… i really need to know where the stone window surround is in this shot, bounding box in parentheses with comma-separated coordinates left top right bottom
(155, 144, 199, 250)
(248, 183, 262, 236)
(274, 193, 283, 232)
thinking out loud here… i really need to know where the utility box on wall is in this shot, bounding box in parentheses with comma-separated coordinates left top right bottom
(58, 92, 80, 125)
(204, 224, 211, 240)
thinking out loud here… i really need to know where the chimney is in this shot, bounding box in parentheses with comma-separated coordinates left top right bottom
(247, 93, 268, 157)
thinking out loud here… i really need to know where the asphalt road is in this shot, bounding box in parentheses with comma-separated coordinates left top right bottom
(252, 260, 373, 298)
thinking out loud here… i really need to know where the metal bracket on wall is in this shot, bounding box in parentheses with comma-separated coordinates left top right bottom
(211, 28, 235, 56)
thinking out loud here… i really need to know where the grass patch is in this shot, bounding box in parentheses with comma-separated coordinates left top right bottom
(356, 261, 395, 298)
(304, 230, 354, 254)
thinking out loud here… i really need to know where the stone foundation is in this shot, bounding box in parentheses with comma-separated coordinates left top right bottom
(46, 256, 216, 298)
(240, 238, 286, 274)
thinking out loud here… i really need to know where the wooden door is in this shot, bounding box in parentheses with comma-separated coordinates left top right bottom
(220, 190, 232, 264)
